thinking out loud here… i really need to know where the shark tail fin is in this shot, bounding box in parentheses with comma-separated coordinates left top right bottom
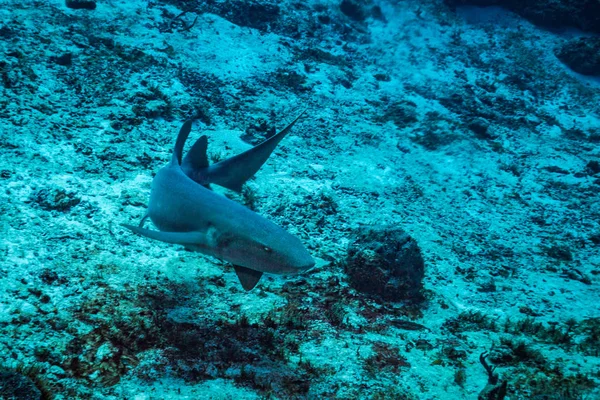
(195, 110, 307, 192)
(139, 212, 149, 228)
(171, 120, 193, 166)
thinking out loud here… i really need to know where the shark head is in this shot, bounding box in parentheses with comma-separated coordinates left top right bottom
(212, 223, 315, 275)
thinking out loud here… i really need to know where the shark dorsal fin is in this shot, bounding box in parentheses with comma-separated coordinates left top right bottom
(185, 110, 306, 192)
(234, 265, 263, 291)
(182, 135, 209, 170)
(172, 120, 193, 166)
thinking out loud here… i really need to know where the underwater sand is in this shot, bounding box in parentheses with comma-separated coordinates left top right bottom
(0, 0, 599, 398)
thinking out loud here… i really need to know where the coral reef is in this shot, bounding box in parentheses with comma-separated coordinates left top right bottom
(0, 0, 599, 397)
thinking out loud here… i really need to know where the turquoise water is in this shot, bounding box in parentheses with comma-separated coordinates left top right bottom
(0, 1, 599, 398)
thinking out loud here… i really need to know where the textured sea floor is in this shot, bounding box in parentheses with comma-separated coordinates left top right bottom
(1, 0, 599, 399)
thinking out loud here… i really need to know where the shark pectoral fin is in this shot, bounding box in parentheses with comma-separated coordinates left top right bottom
(233, 265, 263, 291)
(182, 135, 209, 170)
(138, 212, 149, 228)
(121, 224, 209, 247)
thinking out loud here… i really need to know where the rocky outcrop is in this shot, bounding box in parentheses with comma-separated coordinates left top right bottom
(444, 0, 600, 34)
(556, 37, 600, 76)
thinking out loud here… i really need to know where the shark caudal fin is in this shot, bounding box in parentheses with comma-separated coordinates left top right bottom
(171, 120, 193, 166)
(181, 110, 306, 192)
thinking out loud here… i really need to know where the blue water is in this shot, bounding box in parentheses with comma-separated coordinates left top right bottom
(0, 1, 598, 399)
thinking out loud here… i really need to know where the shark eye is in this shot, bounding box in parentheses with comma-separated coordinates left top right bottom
(263, 246, 272, 253)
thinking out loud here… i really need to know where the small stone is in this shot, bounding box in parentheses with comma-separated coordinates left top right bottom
(65, 0, 97, 10)
(48, 365, 66, 378)
(585, 160, 600, 175)
(468, 118, 494, 139)
(0, 371, 41, 400)
(52, 53, 72, 66)
(340, 0, 367, 22)
(40, 270, 59, 284)
(33, 187, 81, 212)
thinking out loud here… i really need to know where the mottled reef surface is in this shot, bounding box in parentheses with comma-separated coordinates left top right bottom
(0, 0, 599, 399)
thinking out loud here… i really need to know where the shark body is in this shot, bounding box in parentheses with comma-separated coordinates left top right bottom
(123, 113, 314, 290)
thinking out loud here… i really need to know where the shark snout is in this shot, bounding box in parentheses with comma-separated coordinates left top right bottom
(290, 247, 315, 272)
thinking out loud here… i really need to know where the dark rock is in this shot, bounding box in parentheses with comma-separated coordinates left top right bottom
(371, 5, 386, 22)
(299, 48, 349, 67)
(444, 0, 600, 35)
(340, 0, 368, 22)
(542, 166, 570, 175)
(241, 118, 276, 145)
(0, 371, 41, 400)
(378, 101, 418, 128)
(544, 244, 573, 261)
(585, 160, 600, 175)
(344, 226, 425, 302)
(339, 79, 352, 89)
(51, 53, 73, 67)
(217, 1, 280, 32)
(468, 117, 493, 139)
(556, 37, 600, 76)
(0, 26, 15, 39)
(65, 0, 97, 10)
(318, 14, 332, 24)
(373, 73, 391, 82)
(33, 187, 81, 212)
(272, 68, 308, 93)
